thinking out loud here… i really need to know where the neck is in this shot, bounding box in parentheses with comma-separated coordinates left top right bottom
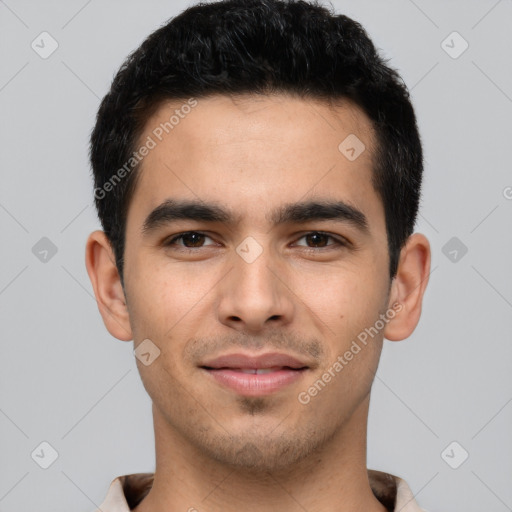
(133, 395, 387, 512)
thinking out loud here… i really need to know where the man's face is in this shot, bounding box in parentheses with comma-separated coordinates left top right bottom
(122, 94, 392, 471)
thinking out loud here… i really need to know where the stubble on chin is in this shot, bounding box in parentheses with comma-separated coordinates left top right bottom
(237, 396, 268, 415)
(196, 420, 329, 475)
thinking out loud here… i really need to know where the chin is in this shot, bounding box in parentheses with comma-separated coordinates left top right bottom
(196, 427, 327, 474)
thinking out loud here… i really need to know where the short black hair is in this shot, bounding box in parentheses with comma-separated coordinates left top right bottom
(90, 0, 423, 288)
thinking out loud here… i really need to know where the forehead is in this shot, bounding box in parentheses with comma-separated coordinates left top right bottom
(126, 93, 383, 233)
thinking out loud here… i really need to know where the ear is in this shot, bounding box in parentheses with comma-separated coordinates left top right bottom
(85, 230, 133, 341)
(383, 233, 431, 341)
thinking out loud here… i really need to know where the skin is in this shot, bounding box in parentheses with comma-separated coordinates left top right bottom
(85, 93, 430, 512)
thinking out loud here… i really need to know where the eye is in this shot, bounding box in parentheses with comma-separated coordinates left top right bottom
(164, 231, 216, 249)
(294, 231, 346, 250)
(163, 230, 347, 252)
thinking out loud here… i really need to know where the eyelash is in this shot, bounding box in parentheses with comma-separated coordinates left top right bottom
(163, 231, 348, 252)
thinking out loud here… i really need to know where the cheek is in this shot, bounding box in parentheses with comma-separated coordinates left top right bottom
(298, 270, 386, 410)
(135, 354, 192, 427)
(127, 256, 219, 338)
(294, 263, 385, 333)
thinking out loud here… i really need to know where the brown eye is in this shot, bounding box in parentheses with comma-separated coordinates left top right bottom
(305, 232, 330, 248)
(165, 231, 214, 248)
(295, 232, 345, 249)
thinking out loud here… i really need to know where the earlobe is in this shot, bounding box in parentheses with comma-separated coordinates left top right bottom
(383, 233, 431, 342)
(85, 230, 133, 342)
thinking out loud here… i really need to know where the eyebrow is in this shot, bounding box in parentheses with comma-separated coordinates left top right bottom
(141, 198, 369, 236)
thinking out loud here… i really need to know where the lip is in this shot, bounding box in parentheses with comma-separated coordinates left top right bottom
(200, 352, 310, 397)
(201, 352, 309, 370)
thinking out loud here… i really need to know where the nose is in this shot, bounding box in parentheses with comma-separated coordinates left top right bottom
(216, 243, 295, 334)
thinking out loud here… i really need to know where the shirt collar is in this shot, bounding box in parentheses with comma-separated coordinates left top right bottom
(95, 470, 425, 512)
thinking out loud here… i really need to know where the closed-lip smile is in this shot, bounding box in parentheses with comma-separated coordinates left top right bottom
(200, 352, 311, 396)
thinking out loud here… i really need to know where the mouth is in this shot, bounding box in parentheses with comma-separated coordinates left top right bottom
(199, 352, 311, 396)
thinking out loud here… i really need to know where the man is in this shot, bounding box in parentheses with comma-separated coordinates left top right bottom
(85, 0, 431, 510)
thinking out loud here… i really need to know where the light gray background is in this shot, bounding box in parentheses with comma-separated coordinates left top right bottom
(1, 1, 511, 511)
